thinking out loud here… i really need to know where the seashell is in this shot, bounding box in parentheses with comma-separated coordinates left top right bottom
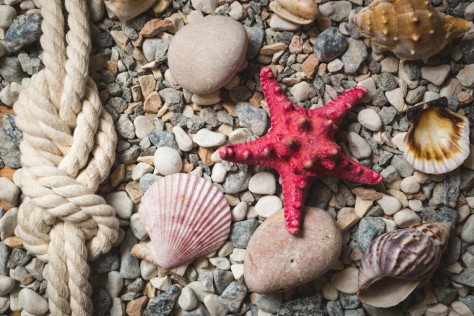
(358, 222, 451, 308)
(138, 173, 231, 269)
(403, 97, 470, 174)
(104, 0, 156, 22)
(131, 241, 189, 276)
(269, 0, 318, 25)
(350, 0, 472, 60)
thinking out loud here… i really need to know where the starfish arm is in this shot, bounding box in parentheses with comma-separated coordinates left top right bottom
(260, 66, 302, 118)
(315, 87, 368, 124)
(279, 170, 312, 235)
(326, 154, 383, 184)
(219, 135, 281, 168)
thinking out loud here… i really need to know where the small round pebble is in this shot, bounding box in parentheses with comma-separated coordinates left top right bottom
(400, 176, 420, 194)
(0, 276, 14, 296)
(105, 191, 133, 220)
(211, 162, 227, 183)
(178, 286, 199, 311)
(330, 267, 358, 294)
(255, 195, 283, 218)
(193, 129, 226, 147)
(393, 208, 421, 228)
(18, 288, 48, 315)
(248, 172, 276, 195)
(357, 108, 382, 131)
(376, 194, 402, 215)
(231, 201, 247, 222)
(348, 132, 371, 159)
(154, 146, 183, 176)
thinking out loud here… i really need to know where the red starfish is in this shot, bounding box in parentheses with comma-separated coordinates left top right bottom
(219, 67, 383, 235)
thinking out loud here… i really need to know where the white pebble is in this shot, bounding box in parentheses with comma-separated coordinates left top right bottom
(173, 126, 193, 152)
(231, 264, 244, 281)
(0, 5, 16, 28)
(408, 199, 423, 212)
(357, 108, 382, 131)
(193, 129, 226, 147)
(204, 294, 228, 316)
(385, 88, 405, 112)
(229, 128, 252, 144)
(451, 301, 472, 316)
(376, 194, 402, 215)
(229, 248, 246, 263)
(105, 271, 123, 298)
(322, 282, 339, 300)
(0, 276, 14, 296)
(330, 267, 358, 294)
(229, 1, 245, 20)
(191, 0, 217, 14)
(178, 286, 199, 311)
(209, 257, 230, 270)
(425, 303, 448, 316)
(327, 59, 344, 72)
(413, 171, 431, 184)
(421, 64, 451, 86)
(110, 298, 125, 316)
(133, 116, 154, 139)
(248, 172, 276, 195)
(400, 176, 420, 194)
(290, 81, 316, 102)
(0, 177, 19, 207)
(393, 208, 421, 228)
(348, 132, 371, 159)
(131, 162, 154, 181)
(231, 202, 247, 221)
(192, 90, 221, 106)
(154, 146, 183, 176)
(141, 260, 158, 280)
(211, 163, 227, 183)
(105, 191, 133, 219)
(18, 288, 48, 315)
(269, 14, 300, 31)
(357, 77, 376, 103)
(255, 195, 283, 218)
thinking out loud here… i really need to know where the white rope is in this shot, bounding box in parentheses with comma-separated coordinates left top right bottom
(13, 0, 119, 314)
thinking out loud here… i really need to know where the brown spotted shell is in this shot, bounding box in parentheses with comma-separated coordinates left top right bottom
(403, 98, 470, 175)
(358, 222, 451, 308)
(350, 0, 472, 60)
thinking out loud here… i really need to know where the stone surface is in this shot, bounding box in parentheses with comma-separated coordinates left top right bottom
(18, 288, 48, 315)
(357, 108, 382, 131)
(330, 267, 358, 294)
(248, 172, 276, 195)
(193, 129, 226, 147)
(218, 281, 247, 313)
(341, 38, 367, 74)
(235, 102, 267, 137)
(231, 219, 259, 248)
(314, 27, 348, 62)
(254, 195, 283, 218)
(168, 15, 248, 94)
(357, 216, 385, 251)
(105, 191, 133, 219)
(143, 284, 181, 315)
(154, 146, 183, 176)
(244, 208, 341, 293)
(277, 295, 323, 316)
(3, 13, 42, 53)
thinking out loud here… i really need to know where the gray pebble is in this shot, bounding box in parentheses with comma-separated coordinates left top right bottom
(433, 285, 457, 305)
(245, 25, 264, 60)
(139, 173, 161, 192)
(357, 217, 385, 251)
(406, 86, 426, 104)
(461, 215, 474, 243)
(230, 219, 260, 248)
(213, 270, 235, 295)
(340, 293, 359, 309)
(116, 114, 136, 139)
(0, 57, 24, 83)
(235, 102, 267, 136)
(223, 170, 250, 194)
(376, 73, 398, 92)
(105, 271, 123, 298)
(187, 115, 206, 133)
(149, 130, 179, 151)
(372, 89, 388, 107)
(182, 303, 210, 316)
(143, 284, 181, 316)
(277, 295, 323, 316)
(314, 27, 348, 62)
(451, 268, 474, 287)
(120, 230, 140, 279)
(7, 248, 31, 269)
(0, 206, 17, 240)
(159, 88, 184, 112)
(3, 13, 42, 53)
(391, 155, 414, 178)
(127, 278, 145, 293)
(0, 242, 9, 276)
(118, 145, 140, 164)
(327, 300, 344, 316)
(341, 39, 367, 74)
(130, 213, 148, 240)
(92, 288, 112, 316)
(256, 293, 283, 314)
(459, 296, 474, 313)
(218, 281, 247, 313)
(344, 308, 365, 316)
(90, 252, 119, 274)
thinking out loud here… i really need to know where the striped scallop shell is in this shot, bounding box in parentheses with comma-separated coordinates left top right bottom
(403, 98, 470, 175)
(104, 0, 156, 21)
(358, 222, 451, 308)
(138, 173, 231, 269)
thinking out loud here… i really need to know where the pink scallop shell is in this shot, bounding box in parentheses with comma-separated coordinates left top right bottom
(138, 173, 231, 269)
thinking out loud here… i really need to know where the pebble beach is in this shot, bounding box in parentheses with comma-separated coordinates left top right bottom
(0, 0, 473, 315)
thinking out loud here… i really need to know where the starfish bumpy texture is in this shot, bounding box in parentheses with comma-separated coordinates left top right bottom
(219, 67, 383, 235)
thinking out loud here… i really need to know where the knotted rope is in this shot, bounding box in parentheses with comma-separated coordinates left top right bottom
(13, 0, 119, 315)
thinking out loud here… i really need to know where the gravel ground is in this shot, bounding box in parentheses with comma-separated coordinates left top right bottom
(0, 0, 473, 315)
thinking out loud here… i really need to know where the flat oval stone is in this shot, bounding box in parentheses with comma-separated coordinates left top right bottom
(244, 207, 342, 293)
(168, 15, 248, 94)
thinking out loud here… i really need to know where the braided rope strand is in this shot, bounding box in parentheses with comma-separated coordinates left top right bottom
(13, 0, 119, 314)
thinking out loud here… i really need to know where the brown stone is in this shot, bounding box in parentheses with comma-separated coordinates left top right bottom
(139, 19, 173, 37)
(4, 236, 23, 248)
(126, 296, 148, 316)
(336, 210, 360, 232)
(198, 146, 214, 166)
(124, 102, 142, 115)
(302, 54, 319, 79)
(106, 60, 118, 76)
(110, 30, 129, 49)
(249, 91, 263, 108)
(99, 89, 110, 105)
(222, 101, 237, 116)
(137, 156, 155, 165)
(244, 207, 342, 293)
(144, 91, 162, 113)
(259, 43, 288, 56)
(289, 35, 303, 54)
(139, 75, 156, 99)
(405, 192, 426, 201)
(132, 35, 144, 47)
(351, 187, 383, 200)
(317, 16, 332, 31)
(458, 91, 473, 105)
(144, 282, 156, 299)
(133, 47, 148, 65)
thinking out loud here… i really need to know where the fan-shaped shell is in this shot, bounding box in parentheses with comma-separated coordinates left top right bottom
(269, 0, 318, 25)
(403, 98, 470, 175)
(104, 0, 156, 22)
(350, 0, 472, 60)
(138, 173, 231, 269)
(358, 222, 451, 308)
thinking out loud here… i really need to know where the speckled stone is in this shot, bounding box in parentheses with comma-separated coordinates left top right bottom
(168, 15, 248, 94)
(244, 208, 341, 293)
(235, 102, 267, 136)
(3, 13, 42, 53)
(277, 295, 323, 316)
